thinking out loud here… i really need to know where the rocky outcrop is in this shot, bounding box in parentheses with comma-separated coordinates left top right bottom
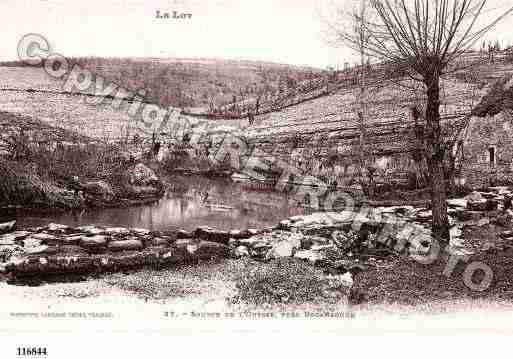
(0, 221, 229, 277)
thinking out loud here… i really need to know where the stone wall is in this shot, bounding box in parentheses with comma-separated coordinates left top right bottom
(459, 113, 513, 188)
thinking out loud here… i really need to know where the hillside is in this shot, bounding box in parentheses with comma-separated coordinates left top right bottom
(238, 51, 513, 189)
(2, 50, 513, 191)
(1, 57, 325, 117)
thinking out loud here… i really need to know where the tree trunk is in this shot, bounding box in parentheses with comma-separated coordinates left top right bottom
(424, 73, 450, 242)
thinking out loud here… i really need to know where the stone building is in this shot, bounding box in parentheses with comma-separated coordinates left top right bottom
(456, 111, 513, 188)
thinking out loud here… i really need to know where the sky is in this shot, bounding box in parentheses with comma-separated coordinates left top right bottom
(1, 0, 512, 69)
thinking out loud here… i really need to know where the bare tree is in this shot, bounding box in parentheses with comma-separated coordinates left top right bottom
(325, 0, 512, 241)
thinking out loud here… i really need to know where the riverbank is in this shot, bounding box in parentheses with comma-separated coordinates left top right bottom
(2, 185, 513, 308)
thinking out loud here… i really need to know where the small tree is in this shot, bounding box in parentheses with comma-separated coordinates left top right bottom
(325, 0, 512, 241)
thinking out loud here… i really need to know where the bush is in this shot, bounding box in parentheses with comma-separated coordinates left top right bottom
(3, 128, 128, 185)
(0, 160, 81, 208)
(233, 259, 335, 305)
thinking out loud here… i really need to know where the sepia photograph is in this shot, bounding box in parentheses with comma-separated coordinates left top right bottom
(1, 0, 513, 356)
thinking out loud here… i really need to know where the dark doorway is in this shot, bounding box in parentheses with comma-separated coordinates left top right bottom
(488, 147, 496, 165)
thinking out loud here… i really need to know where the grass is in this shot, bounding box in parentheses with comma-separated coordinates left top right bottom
(233, 258, 342, 306)
(354, 248, 513, 306)
(0, 159, 81, 209)
(102, 260, 241, 301)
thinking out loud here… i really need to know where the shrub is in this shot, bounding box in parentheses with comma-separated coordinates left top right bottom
(0, 160, 81, 208)
(233, 259, 335, 305)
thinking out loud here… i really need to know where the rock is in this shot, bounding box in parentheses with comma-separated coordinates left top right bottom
(83, 180, 115, 201)
(294, 249, 326, 264)
(46, 223, 69, 233)
(80, 235, 108, 252)
(0, 237, 16, 246)
(457, 210, 485, 222)
(104, 227, 130, 236)
(300, 235, 331, 250)
(465, 217, 491, 227)
(278, 220, 292, 230)
(0, 231, 30, 244)
(232, 245, 250, 258)
(449, 226, 463, 241)
(191, 241, 230, 260)
(58, 235, 82, 246)
(446, 246, 474, 256)
(24, 245, 58, 256)
(176, 229, 193, 239)
(228, 229, 255, 240)
(416, 210, 432, 222)
(152, 238, 171, 247)
(194, 227, 231, 245)
(465, 191, 485, 202)
(331, 231, 355, 252)
(488, 186, 511, 195)
(129, 163, 159, 186)
(496, 209, 513, 227)
(30, 233, 57, 242)
(126, 185, 160, 197)
(447, 199, 467, 208)
(265, 233, 302, 260)
(0, 220, 16, 234)
(23, 237, 43, 248)
(108, 239, 144, 252)
(468, 199, 497, 212)
(0, 244, 24, 262)
(131, 228, 151, 236)
(500, 230, 513, 239)
(77, 226, 105, 236)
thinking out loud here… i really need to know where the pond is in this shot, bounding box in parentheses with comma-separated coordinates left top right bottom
(10, 175, 312, 231)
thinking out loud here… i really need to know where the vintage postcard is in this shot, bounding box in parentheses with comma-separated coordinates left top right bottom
(1, 0, 513, 356)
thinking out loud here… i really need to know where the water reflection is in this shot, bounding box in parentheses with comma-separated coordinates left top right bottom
(14, 175, 308, 231)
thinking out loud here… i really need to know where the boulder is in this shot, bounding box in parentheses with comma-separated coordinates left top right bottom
(83, 180, 115, 201)
(24, 245, 59, 256)
(331, 231, 355, 252)
(30, 233, 57, 242)
(46, 223, 69, 233)
(194, 227, 231, 245)
(265, 234, 302, 260)
(23, 237, 44, 248)
(104, 227, 131, 236)
(294, 249, 326, 264)
(108, 239, 144, 252)
(80, 235, 108, 252)
(300, 235, 331, 250)
(77, 225, 105, 236)
(465, 191, 485, 202)
(125, 185, 161, 197)
(265, 240, 296, 259)
(0, 231, 30, 244)
(232, 245, 250, 258)
(131, 228, 151, 236)
(58, 235, 82, 246)
(0, 244, 23, 262)
(229, 229, 253, 240)
(465, 217, 491, 227)
(152, 238, 172, 247)
(188, 241, 230, 260)
(468, 199, 497, 212)
(447, 199, 467, 208)
(495, 210, 513, 227)
(0, 220, 16, 234)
